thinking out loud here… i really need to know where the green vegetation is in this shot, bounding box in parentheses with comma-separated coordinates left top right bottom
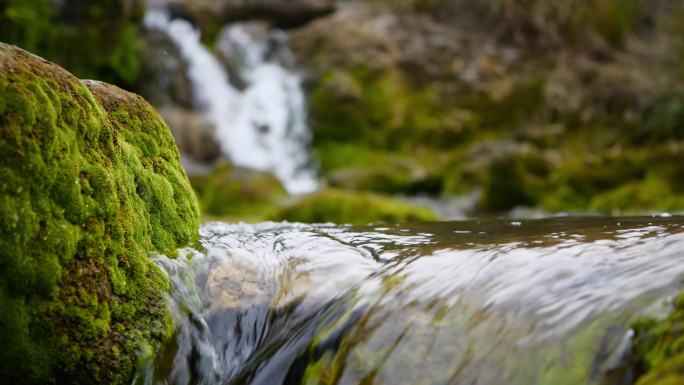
(308, 64, 684, 213)
(0, 0, 145, 88)
(190, 163, 287, 222)
(187, 162, 439, 225)
(309, 68, 467, 149)
(273, 189, 438, 225)
(0, 43, 199, 384)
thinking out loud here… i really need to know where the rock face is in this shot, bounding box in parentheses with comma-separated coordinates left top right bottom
(158, 106, 222, 164)
(0, 43, 199, 384)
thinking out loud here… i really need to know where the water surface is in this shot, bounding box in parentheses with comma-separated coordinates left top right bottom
(140, 217, 684, 385)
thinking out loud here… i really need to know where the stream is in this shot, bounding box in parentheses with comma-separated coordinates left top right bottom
(135, 216, 684, 385)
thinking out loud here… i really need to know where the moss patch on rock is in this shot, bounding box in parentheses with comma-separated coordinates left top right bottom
(273, 189, 438, 225)
(0, 43, 199, 384)
(631, 293, 684, 385)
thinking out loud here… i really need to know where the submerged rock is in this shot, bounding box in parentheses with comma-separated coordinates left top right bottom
(0, 43, 199, 384)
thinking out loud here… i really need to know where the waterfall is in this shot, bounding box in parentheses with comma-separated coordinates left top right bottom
(144, 9, 318, 194)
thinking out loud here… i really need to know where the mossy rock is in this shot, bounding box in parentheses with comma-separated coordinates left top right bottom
(272, 188, 438, 225)
(0, 43, 199, 384)
(588, 175, 684, 214)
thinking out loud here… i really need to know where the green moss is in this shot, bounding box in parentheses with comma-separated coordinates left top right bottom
(309, 68, 474, 150)
(0, 43, 199, 384)
(640, 90, 684, 142)
(316, 143, 443, 195)
(588, 175, 684, 214)
(540, 146, 684, 213)
(272, 189, 438, 225)
(190, 163, 287, 222)
(632, 293, 684, 385)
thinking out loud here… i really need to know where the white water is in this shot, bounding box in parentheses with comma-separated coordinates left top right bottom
(144, 10, 318, 194)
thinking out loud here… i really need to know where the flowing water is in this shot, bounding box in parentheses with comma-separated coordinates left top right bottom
(144, 9, 318, 194)
(136, 216, 684, 385)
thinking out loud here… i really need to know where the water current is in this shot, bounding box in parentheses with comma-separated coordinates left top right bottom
(135, 216, 684, 385)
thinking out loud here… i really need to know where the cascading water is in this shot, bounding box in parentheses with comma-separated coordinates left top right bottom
(137, 217, 684, 385)
(144, 9, 318, 194)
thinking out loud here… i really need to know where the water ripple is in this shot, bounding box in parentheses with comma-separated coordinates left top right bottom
(141, 217, 684, 385)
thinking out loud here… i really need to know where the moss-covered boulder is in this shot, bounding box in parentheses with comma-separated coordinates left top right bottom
(0, 43, 199, 384)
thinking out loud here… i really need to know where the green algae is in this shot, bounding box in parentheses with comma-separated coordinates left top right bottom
(0, 43, 199, 384)
(273, 189, 438, 225)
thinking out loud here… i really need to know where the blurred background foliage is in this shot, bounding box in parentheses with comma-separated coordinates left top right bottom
(2, 0, 684, 223)
(0, 0, 144, 87)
